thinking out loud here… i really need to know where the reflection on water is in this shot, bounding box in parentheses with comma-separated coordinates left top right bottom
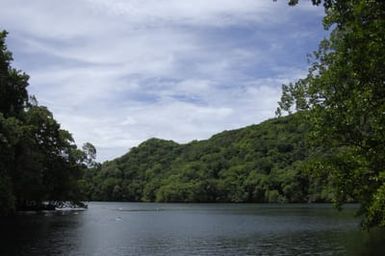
(0, 203, 384, 255)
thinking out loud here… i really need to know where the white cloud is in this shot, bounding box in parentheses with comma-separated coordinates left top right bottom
(86, 0, 281, 27)
(0, 0, 325, 161)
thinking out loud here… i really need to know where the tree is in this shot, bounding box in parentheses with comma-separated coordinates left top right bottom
(0, 31, 92, 213)
(277, 0, 385, 228)
(0, 31, 29, 117)
(0, 30, 28, 213)
(82, 142, 98, 168)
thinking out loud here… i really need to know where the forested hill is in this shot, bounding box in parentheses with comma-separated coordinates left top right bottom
(83, 113, 334, 203)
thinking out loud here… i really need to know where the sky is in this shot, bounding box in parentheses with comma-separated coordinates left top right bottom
(0, 0, 327, 162)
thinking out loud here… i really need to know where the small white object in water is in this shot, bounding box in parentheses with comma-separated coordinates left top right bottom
(55, 207, 86, 211)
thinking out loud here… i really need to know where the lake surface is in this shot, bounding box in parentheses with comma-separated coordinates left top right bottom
(1, 203, 384, 255)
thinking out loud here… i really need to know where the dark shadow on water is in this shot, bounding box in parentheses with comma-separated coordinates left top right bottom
(0, 203, 384, 256)
(0, 211, 83, 256)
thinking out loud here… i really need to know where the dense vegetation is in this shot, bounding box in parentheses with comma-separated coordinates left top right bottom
(82, 113, 335, 203)
(0, 31, 92, 215)
(277, 0, 385, 228)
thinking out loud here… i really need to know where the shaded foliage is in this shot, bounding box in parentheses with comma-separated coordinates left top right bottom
(277, 0, 385, 228)
(0, 31, 91, 214)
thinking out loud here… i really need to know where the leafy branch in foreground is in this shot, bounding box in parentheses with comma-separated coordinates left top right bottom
(277, 0, 385, 228)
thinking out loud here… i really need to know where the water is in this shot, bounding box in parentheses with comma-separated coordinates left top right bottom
(0, 203, 384, 255)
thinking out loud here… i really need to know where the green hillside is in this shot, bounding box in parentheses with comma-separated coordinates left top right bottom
(83, 113, 334, 203)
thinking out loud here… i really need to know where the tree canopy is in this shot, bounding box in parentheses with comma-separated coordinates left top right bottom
(277, 0, 385, 228)
(0, 31, 92, 214)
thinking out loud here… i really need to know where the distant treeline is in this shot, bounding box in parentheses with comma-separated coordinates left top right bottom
(82, 113, 336, 203)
